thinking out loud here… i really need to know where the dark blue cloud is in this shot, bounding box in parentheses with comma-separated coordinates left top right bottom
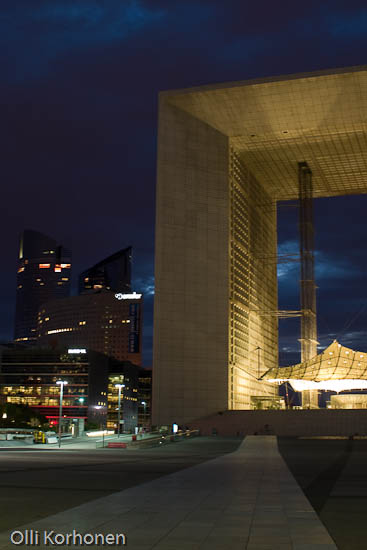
(0, 1, 166, 83)
(326, 8, 367, 36)
(2, 0, 367, 365)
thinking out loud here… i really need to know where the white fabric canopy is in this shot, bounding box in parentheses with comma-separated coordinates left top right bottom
(262, 340, 367, 392)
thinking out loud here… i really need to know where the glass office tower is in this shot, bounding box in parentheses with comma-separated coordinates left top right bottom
(78, 247, 132, 294)
(14, 230, 71, 343)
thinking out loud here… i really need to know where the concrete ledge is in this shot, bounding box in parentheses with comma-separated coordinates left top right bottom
(0, 436, 337, 549)
(188, 409, 367, 436)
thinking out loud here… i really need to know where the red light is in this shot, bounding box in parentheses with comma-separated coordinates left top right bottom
(39, 264, 50, 269)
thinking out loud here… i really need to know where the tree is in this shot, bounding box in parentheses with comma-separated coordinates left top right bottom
(0, 403, 46, 428)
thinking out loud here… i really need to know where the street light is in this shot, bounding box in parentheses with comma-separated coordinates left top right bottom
(56, 380, 68, 448)
(115, 384, 125, 437)
(141, 401, 147, 427)
(94, 405, 106, 447)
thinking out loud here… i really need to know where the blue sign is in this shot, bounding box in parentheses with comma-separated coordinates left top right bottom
(128, 303, 140, 353)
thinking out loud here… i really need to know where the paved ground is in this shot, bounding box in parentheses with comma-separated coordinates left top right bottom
(279, 437, 367, 550)
(1, 436, 365, 548)
(0, 437, 241, 533)
(0, 436, 336, 550)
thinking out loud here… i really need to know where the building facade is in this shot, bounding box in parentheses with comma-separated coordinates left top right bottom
(79, 247, 132, 294)
(138, 368, 152, 428)
(153, 66, 367, 425)
(0, 345, 141, 431)
(37, 290, 143, 365)
(0, 346, 108, 426)
(107, 361, 139, 433)
(14, 230, 71, 344)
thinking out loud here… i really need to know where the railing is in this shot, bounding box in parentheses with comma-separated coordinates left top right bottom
(96, 429, 200, 449)
(95, 431, 160, 449)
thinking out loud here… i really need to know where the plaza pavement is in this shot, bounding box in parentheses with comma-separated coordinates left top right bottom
(0, 436, 337, 549)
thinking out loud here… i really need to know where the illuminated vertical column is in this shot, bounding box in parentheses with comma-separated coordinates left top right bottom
(298, 162, 318, 409)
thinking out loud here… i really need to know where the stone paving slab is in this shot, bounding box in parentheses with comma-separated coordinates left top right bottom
(0, 436, 337, 549)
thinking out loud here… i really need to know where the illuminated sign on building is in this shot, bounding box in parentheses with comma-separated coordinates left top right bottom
(68, 348, 87, 354)
(128, 303, 140, 353)
(115, 292, 142, 300)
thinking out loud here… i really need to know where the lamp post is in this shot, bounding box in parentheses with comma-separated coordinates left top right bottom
(141, 401, 147, 428)
(94, 405, 106, 447)
(56, 380, 68, 448)
(114, 384, 125, 437)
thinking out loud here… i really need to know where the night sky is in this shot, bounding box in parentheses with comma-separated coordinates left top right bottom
(1, 0, 367, 367)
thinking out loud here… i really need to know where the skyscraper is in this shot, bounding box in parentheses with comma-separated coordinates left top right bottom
(78, 247, 132, 294)
(14, 230, 71, 343)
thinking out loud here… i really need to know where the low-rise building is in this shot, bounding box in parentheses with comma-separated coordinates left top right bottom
(0, 345, 139, 433)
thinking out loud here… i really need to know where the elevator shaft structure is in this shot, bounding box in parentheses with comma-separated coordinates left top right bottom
(298, 162, 319, 408)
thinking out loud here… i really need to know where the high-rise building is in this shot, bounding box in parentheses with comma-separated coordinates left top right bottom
(37, 290, 143, 365)
(14, 230, 71, 344)
(79, 247, 132, 295)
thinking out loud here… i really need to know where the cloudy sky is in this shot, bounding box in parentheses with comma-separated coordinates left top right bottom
(1, 0, 367, 366)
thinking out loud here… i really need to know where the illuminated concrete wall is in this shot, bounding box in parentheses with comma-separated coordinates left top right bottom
(153, 102, 230, 425)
